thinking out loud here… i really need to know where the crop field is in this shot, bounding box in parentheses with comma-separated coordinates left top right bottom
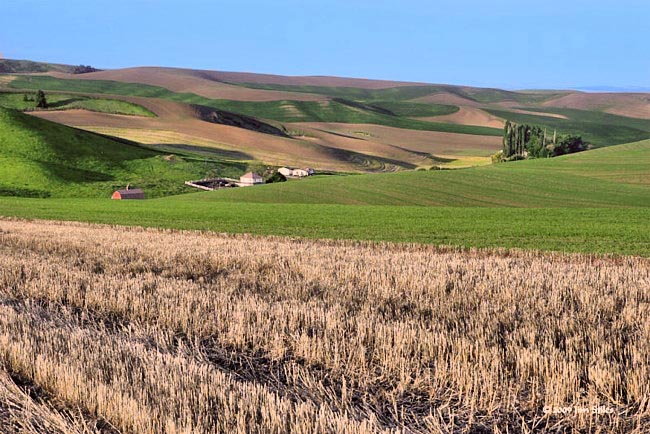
(0, 218, 648, 433)
(170, 139, 650, 206)
(6, 76, 502, 136)
(0, 199, 648, 256)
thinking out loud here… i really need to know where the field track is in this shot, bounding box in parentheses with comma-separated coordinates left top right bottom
(0, 218, 648, 433)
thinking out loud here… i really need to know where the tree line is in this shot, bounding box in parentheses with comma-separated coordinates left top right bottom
(498, 120, 588, 161)
(23, 90, 48, 108)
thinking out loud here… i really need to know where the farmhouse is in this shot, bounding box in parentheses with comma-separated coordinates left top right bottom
(278, 167, 294, 177)
(239, 172, 264, 186)
(111, 186, 145, 200)
(278, 167, 315, 178)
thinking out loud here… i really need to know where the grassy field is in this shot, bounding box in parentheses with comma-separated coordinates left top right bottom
(0, 107, 648, 255)
(0, 199, 647, 256)
(0, 91, 155, 116)
(0, 218, 647, 433)
(7, 75, 503, 136)
(0, 107, 244, 198)
(168, 140, 650, 207)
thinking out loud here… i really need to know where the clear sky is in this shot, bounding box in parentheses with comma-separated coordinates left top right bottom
(1, 0, 648, 89)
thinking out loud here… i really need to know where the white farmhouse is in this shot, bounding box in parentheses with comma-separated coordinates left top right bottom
(277, 167, 315, 178)
(239, 172, 264, 186)
(278, 167, 294, 177)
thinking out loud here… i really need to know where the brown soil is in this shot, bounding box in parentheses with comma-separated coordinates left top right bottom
(542, 92, 650, 119)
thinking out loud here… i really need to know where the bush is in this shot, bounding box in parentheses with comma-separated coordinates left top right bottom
(491, 151, 505, 163)
(72, 65, 99, 74)
(265, 171, 287, 184)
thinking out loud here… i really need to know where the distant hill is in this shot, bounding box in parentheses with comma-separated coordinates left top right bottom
(2, 59, 649, 173)
(573, 86, 650, 93)
(0, 107, 243, 198)
(0, 59, 77, 74)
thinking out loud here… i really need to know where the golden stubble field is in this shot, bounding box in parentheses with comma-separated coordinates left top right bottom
(0, 218, 648, 433)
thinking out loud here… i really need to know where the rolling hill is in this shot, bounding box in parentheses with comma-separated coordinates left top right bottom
(1, 61, 648, 176)
(171, 139, 650, 207)
(0, 107, 244, 198)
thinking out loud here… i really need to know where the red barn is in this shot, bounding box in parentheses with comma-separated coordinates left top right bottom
(111, 188, 145, 200)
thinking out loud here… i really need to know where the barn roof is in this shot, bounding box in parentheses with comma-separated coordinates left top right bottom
(241, 172, 262, 179)
(114, 188, 145, 198)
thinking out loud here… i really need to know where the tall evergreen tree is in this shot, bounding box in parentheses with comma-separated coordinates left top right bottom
(35, 90, 48, 109)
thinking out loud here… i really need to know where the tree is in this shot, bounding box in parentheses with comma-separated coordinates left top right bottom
(500, 121, 585, 160)
(265, 171, 287, 184)
(72, 65, 99, 74)
(35, 90, 48, 109)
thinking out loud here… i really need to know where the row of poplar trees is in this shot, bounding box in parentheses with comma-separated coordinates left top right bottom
(503, 121, 555, 158)
(502, 120, 586, 159)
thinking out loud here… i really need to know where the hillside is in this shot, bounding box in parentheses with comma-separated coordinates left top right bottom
(173, 139, 650, 207)
(0, 58, 79, 74)
(0, 107, 244, 198)
(1, 61, 649, 174)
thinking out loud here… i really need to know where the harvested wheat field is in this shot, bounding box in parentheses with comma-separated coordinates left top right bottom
(0, 218, 649, 433)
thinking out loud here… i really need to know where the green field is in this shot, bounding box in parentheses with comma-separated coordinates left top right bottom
(2, 75, 650, 257)
(0, 107, 243, 198)
(1, 120, 649, 255)
(7, 76, 502, 136)
(0, 91, 155, 116)
(167, 140, 650, 207)
(0, 199, 647, 256)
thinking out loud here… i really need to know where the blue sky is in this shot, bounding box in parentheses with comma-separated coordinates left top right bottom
(1, 0, 648, 89)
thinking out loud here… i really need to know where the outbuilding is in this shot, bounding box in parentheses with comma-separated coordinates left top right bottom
(239, 172, 264, 186)
(111, 187, 145, 200)
(278, 167, 294, 177)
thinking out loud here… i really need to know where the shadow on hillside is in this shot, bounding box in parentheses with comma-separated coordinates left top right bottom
(192, 104, 290, 138)
(37, 160, 114, 183)
(47, 97, 87, 109)
(318, 144, 417, 171)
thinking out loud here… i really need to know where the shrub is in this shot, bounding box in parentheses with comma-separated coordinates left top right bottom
(265, 171, 287, 184)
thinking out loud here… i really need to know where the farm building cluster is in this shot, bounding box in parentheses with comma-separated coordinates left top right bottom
(113, 167, 316, 198)
(183, 167, 314, 192)
(278, 167, 314, 178)
(184, 172, 263, 191)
